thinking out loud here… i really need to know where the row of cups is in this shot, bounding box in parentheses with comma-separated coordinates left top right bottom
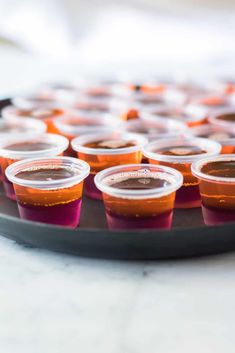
(0, 127, 230, 230)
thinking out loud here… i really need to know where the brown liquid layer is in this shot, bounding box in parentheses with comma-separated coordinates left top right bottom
(201, 160, 235, 178)
(16, 167, 78, 181)
(157, 145, 207, 156)
(217, 113, 235, 122)
(84, 139, 136, 149)
(6, 142, 55, 151)
(110, 177, 170, 190)
(128, 125, 166, 134)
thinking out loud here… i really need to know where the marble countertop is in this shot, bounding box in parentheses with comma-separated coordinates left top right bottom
(1, 236, 235, 353)
(1, 46, 235, 353)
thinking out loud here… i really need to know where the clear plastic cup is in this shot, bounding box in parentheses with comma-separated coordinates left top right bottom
(144, 104, 208, 127)
(186, 124, 235, 154)
(0, 118, 47, 181)
(143, 136, 221, 208)
(208, 107, 235, 133)
(191, 154, 235, 225)
(6, 156, 90, 228)
(116, 87, 186, 120)
(54, 110, 121, 139)
(2, 105, 65, 133)
(71, 131, 148, 200)
(0, 117, 46, 135)
(94, 163, 183, 230)
(121, 115, 187, 141)
(12, 91, 61, 110)
(185, 94, 231, 123)
(54, 111, 121, 156)
(0, 133, 69, 200)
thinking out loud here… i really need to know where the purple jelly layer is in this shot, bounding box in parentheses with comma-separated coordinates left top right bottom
(3, 179, 16, 201)
(85, 173, 102, 200)
(17, 198, 82, 228)
(202, 203, 235, 226)
(105, 209, 173, 230)
(175, 184, 201, 208)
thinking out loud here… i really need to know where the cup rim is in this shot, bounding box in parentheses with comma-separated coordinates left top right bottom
(191, 154, 235, 183)
(2, 105, 64, 120)
(186, 123, 235, 146)
(71, 132, 148, 156)
(6, 156, 90, 189)
(143, 136, 221, 163)
(54, 110, 120, 136)
(94, 163, 183, 200)
(0, 133, 69, 159)
(0, 116, 47, 134)
(208, 107, 235, 130)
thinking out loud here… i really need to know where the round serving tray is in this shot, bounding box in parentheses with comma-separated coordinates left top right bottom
(1, 98, 235, 260)
(0, 190, 235, 259)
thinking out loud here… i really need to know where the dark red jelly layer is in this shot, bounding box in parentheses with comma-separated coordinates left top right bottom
(201, 203, 235, 226)
(17, 198, 82, 227)
(175, 184, 201, 208)
(85, 174, 102, 200)
(105, 209, 173, 230)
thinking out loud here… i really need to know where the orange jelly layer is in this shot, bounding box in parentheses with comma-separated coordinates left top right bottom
(13, 167, 83, 206)
(103, 192, 175, 217)
(78, 151, 142, 173)
(199, 161, 235, 209)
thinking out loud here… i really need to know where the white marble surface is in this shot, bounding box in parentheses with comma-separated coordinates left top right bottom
(1, 236, 235, 353)
(1, 45, 235, 353)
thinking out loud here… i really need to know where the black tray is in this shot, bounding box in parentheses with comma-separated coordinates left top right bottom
(1, 98, 235, 260)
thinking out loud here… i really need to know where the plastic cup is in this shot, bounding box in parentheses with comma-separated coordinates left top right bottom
(187, 124, 235, 154)
(94, 164, 183, 230)
(185, 94, 231, 124)
(191, 155, 235, 225)
(2, 105, 65, 133)
(122, 115, 187, 141)
(117, 87, 186, 121)
(208, 107, 235, 133)
(143, 137, 221, 208)
(6, 157, 90, 228)
(71, 131, 148, 200)
(0, 117, 46, 135)
(0, 133, 69, 200)
(54, 111, 121, 156)
(12, 92, 60, 110)
(145, 104, 208, 127)
(0, 118, 47, 182)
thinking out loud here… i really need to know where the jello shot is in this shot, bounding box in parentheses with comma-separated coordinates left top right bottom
(120, 87, 186, 120)
(94, 164, 183, 230)
(192, 155, 235, 225)
(54, 111, 120, 156)
(146, 104, 208, 127)
(186, 94, 231, 124)
(71, 132, 147, 200)
(12, 91, 61, 110)
(143, 137, 221, 208)
(2, 105, 64, 133)
(122, 115, 187, 141)
(0, 133, 69, 200)
(0, 117, 46, 135)
(209, 108, 235, 134)
(6, 157, 90, 227)
(188, 124, 235, 154)
(0, 118, 47, 181)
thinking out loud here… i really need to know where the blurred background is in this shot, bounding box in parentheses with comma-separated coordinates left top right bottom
(0, 0, 235, 95)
